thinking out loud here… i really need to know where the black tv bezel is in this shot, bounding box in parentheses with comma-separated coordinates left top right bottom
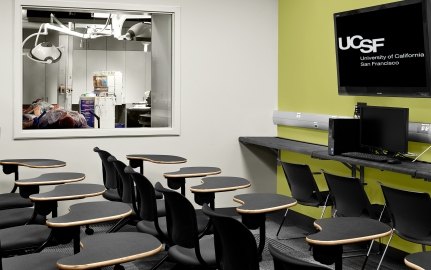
(334, 0, 431, 98)
(359, 106, 410, 155)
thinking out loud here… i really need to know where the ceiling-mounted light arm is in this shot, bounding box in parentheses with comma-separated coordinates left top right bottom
(110, 13, 151, 40)
(50, 13, 69, 30)
(22, 13, 113, 64)
(22, 13, 150, 46)
(22, 13, 151, 64)
(22, 13, 112, 49)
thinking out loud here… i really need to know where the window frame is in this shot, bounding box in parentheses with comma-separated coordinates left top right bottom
(14, 0, 181, 139)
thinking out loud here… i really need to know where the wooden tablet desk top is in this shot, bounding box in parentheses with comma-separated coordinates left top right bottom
(306, 217, 392, 246)
(190, 176, 250, 193)
(233, 193, 297, 214)
(15, 172, 85, 186)
(126, 154, 187, 164)
(405, 251, 431, 270)
(164, 166, 221, 178)
(47, 201, 132, 227)
(57, 232, 162, 270)
(29, 184, 105, 202)
(0, 159, 66, 168)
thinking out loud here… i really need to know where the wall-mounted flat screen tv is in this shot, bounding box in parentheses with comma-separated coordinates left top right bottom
(334, 0, 431, 97)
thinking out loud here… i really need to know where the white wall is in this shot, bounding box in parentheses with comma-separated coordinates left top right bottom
(1, 0, 278, 213)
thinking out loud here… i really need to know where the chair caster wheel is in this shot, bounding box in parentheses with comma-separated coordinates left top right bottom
(85, 228, 94, 235)
(114, 264, 125, 270)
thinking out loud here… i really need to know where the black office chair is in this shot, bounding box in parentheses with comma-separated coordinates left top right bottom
(108, 158, 167, 232)
(125, 168, 210, 269)
(202, 204, 259, 270)
(0, 207, 42, 229)
(277, 161, 332, 237)
(0, 179, 38, 228)
(322, 171, 386, 220)
(106, 156, 139, 232)
(155, 182, 216, 269)
(111, 159, 166, 217)
(1, 247, 65, 270)
(108, 156, 134, 204)
(268, 243, 331, 270)
(93, 147, 121, 202)
(377, 184, 431, 270)
(0, 224, 52, 257)
(0, 193, 33, 211)
(124, 167, 168, 241)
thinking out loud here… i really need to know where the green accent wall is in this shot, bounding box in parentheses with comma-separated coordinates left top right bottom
(278, 0, 431, 253)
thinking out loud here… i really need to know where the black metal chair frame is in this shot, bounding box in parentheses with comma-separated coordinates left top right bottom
(277, 161, 332, 238)
(93, 147, 121, 199)
(323, 171, 387, 266)
(377, 184, 431, 270)
(322, 171, 385, 220)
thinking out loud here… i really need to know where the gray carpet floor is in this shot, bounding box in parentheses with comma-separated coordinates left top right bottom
(42, 211, 407, 270)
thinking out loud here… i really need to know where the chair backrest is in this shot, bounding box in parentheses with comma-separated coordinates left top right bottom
(125, 167, 168, 243)
(280, 161, 323, 205)
(323, 171, 371, 217)
(202, 204, 259, 270)
(381, 184, 431, 239)
(93, 147, 117, 189)
(268, 243, 330, 270)
(154, 182, 199, 249)
(124, 166, 158, 222)
(108, 156, 133, 203)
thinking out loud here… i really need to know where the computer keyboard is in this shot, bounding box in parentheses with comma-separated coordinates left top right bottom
(341, 152, 389, 162)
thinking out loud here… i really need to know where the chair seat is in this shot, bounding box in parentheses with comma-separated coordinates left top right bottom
(299, 190, 333, 207)
(0, 225, 51, 252)
(3, 252, 66, 270)
(102, 189, 121, 201)
(136, 211, 209, 238)
(137, 217, 168, 238)
(129, 200, 166, 224)
(168, 236, 216, 266)
(397, 230, 431, 246)
(0, 193, 33, 210)
(0, 207, 35, 229)
(269, 243, 331, 269)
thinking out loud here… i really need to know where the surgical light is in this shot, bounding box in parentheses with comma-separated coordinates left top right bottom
(29, 42, 62, 63)
(124, 22, 151, 41)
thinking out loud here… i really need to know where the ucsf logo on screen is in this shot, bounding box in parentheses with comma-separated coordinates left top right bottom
(338, 35, 385, 53)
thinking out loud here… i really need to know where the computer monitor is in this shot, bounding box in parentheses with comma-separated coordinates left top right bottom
(360, 106, 409, 155)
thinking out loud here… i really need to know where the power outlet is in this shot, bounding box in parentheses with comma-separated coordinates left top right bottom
(354, 102, 367, 118)
(419, 123, 430, 133)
